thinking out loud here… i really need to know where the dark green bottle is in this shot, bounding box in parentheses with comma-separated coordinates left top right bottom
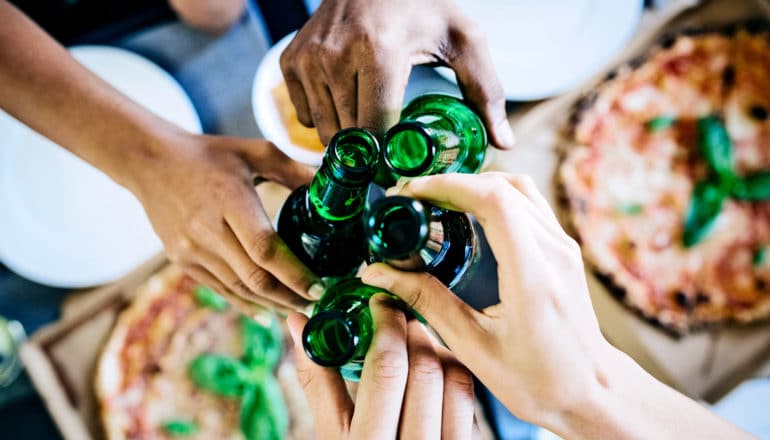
(383, 94, 487, 178)
(364, 195, 477, 287)
(276, 128, 379, 278)
(302, 277, 384, 381)
(365, 195, 500, 310)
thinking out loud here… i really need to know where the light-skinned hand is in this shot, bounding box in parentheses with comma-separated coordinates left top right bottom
(361, 172, 751, 440)
(287, 294, 476, 440)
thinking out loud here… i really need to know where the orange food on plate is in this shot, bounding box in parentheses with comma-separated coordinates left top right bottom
(272, 81, 325, 153)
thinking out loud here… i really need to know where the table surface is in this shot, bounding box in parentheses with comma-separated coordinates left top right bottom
(3, 2, 769, 439)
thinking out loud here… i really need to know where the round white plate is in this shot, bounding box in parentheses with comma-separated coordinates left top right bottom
(253, 32, 324, 166)
(0, 46, 201, 287)
(436, 0, 643, 100)
(252, 31, 461, 166)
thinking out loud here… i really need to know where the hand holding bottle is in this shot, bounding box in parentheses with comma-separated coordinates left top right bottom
(361, 172, 749, 439)
(0, 3, 322, 315)
(287, 295, 476, 440)
(279, 0, 515, 149)
(121, 133, 321, 314)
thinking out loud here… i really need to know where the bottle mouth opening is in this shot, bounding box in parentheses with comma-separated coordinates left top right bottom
(327, 128, 380, 182)
(383, 122, 435, 177)
(302, 311, 358, 367)
(365, 196, 429, 260)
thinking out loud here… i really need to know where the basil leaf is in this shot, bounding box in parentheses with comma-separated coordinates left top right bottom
(683, 180, 726, 247)
(754, 247, 767, 266)
(194, 285, 229, 311)
(697, 116, 735, 180)
(616, 203, 643, 215)
(240, 378, 288, 440)
(241, 315, 282, 369)
(646, 116, 676, 131)
(188, 354, 250, 397)
(162, 419, 199, 436)
(731, 171, 770, 200)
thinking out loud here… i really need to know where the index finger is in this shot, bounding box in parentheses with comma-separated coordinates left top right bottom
(224, 191, 319, 300)
(395, 173, 540, 266)
(287, 313, 354, 439)
(349, 294, 409, 440)
(445, 18, 514, 149)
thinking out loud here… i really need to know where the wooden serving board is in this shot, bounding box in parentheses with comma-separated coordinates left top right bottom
(488, 0, 770, 403)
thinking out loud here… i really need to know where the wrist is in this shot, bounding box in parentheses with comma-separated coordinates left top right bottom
(540, 345, 643, 440)
(104, 122, 193, 195)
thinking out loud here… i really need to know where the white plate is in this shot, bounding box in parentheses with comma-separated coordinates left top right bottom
(252, 31, 461, 166)
(252, 31, 324, 166)
(436, 0, 643, 100)
(0, 46, 201, 287)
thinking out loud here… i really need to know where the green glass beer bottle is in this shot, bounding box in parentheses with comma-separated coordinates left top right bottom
(365, 195, 500, 310)
(383, 94, 488, 178)
(301, 277, 384, 381)
(276, 128, 379, 278)
(364, 195, 476, 287)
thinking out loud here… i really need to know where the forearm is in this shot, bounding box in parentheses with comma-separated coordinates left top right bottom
(552, 348, 754, 440)
(0, 1, 183, 190)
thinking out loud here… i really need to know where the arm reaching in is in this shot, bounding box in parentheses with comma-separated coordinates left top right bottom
(0, 1, 320, 314)
(279, 0, 515, 148)
(361, 172, 753, 440)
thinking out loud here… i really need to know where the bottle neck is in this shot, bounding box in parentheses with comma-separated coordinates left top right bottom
(307, 168, 370, 222)
(302, 310, 361, 367)
(384, 119, 461, 177)
(365, 196, 446, 271)
(307, 128, 380, 221)
(302, 278, 377, 367)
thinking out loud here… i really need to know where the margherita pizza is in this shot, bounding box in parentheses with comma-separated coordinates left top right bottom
(560, 27, 770, 334)
(95, 266, 312, 439)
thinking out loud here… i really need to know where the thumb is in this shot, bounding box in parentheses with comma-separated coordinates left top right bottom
(446, 20, 514, 150)
(242, 139, 315, 190)
(361, 263, 485, 354)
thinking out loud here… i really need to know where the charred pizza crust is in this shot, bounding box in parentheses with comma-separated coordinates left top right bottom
(559, 24, 770, 335)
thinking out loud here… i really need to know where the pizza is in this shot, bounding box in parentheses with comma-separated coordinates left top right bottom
(95, 265, 312, 439)
(559, 27, 770, 334)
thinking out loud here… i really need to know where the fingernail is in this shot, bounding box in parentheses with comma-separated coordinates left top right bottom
(302, 302, 316, 317)
(362, 267, 393, 289)
(389, 177, 412, 195)
(496, 119, 516, 148)
(307, 281, 325, 300)
(252, 309, 274, 327)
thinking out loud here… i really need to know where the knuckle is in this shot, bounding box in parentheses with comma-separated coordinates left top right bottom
(368, 349, 408, 383)
(295, 363, 316, 390)
(405, 275, 433, 311)
(442, 359, 475, 396)
(187, 216, 210, 238)
(517, 174, 537, 190)
(248, 229, 280, 263)
(279, 48, 294, 74)
(409, 353, 443, 384)
(480, 178, 511, 208)
(246, 268, 279, 294)
(456, 20, 486, 49)
(296, 48, 318, 73)
(229, 278, 250, 296)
